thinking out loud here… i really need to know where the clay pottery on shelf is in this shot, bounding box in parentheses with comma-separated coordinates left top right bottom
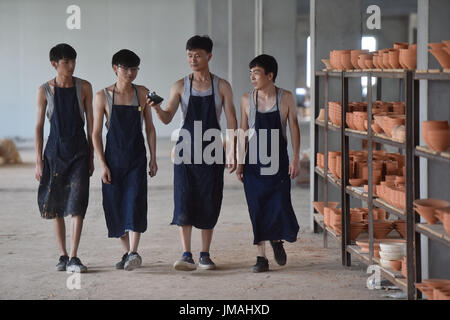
(388, 259, 402, 271)
(413, 199, 450, 224)
(422, 120, 449, 147)
(365, 58, 375, 69)
(429, 49, 450, 69)
(402, 256, 407, 278)
(382, 51, 392, 69)
(312, 201, 339, 215)
(392, 125, 406, 142)
(340, 52, 353, 70)
(317, 108, 326, 121)
(394, 42, 409, 50)
(349, 223, 367, 241)
(401, 47, 417, 70)
(329, 51, 340, 69)
(371, 122, 383, 134)
(349, 178, 366, 187)
(353, 111, 368, 132)
(435, 207, 450, 236)
(415, 283, 434, 300)
(373, 55, 381, 69)
(388, 50, 401, 69)
(358, 54, 372, 69)
(346, 112, 354, 129)
(428, 42, 447, 50)
(321, 59, 333, 70)
(351, 50, 369, 69)
(427, 129, 450, 152)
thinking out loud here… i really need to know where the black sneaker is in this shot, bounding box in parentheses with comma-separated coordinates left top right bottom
(56, 255, 69, 271)
(198, 253, 216, 270)
(66, 257, 88, 273)
(270, 240, 287, 266)
(251, 256, 269, 273)
(174, 253, 197, 271)
(115, 253, 129, 270)
(124, 252, 142, 271)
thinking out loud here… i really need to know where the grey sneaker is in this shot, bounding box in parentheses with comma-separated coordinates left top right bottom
(198, 253, 216, 270)
(56, 255, 69, 271)
(174, 253, 197, 271)
(124, 252, 142, 271)
(66, 257, 87, 273)
(270, 240, 287, 266)
(251, 256, 269, 273)
(115, 253, 129, 270)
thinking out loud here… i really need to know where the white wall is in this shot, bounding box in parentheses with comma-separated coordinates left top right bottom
(0, 0, 196, 139)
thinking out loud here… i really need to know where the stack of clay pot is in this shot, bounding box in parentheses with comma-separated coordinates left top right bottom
(428, 41, 450, 69)
(379, 242, 406, 271)
(356, 239, 405, 259)
(329, 207, 368, 240)
(328, 102, 342, 126)
(316, 152, 325, 169)
(312, 201, 339, 215)
(422, 120, 450, 152)
(327, 42, 417, 71)
(415, 279, 450, 300)
(413, 198, 450, 230)
(393, 220, 407, 238)
(401, 256, 407, 278)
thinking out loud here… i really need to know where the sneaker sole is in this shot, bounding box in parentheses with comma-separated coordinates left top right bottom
(198, 263, 216, 270)
(56, 266, 66, 272)
(124, 258, 142, 271)
(66, 266, 87, 273)
(173, 260, 197, 271)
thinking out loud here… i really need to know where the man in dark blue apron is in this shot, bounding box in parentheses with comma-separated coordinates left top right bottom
(148, 36, 237, 271)
(35, 43, 94, 273)
(93, 49, 157, 271)
(236, 54, 301, 272)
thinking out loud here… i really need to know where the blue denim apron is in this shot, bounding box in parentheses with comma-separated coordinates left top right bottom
(243, 88, 299, 244)
(172, 74, 225, 229)
(38, 78, 89, 219)
(102, 84, 147, 238)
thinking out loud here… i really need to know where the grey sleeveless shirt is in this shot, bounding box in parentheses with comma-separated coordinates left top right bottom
(103, 85, 143, 130)
(42, 77, 85, 123)
(179, 74, 223, 129)
(248, 88, 286, 139)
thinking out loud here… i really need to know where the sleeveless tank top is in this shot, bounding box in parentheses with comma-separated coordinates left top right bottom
(42, 77, 84, 123)
(179, 73, 223, 129)
(248, 88, 286, 139)
(103, 85, 143, 130)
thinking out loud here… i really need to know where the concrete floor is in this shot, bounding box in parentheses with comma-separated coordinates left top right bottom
(0, 138, 393, 300)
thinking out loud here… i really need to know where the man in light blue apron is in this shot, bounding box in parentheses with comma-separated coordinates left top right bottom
(236, 54, 301, 272)
(35, 43, 94, 273)
(93, 49, 158, 271)
(148, 36, 237, 271)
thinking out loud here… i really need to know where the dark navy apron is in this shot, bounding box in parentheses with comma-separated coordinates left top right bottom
(38, 78, 89, 219)
(243, 88, 299, 244)
(102, 84, 147, 238)
(172, 73, 225, 229)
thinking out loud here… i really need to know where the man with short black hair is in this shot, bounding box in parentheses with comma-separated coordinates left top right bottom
(236, 54, 300, 272)
(35, 43, 94, 273)
(93, 49, 157, 271)
(148, 35, 237, 271)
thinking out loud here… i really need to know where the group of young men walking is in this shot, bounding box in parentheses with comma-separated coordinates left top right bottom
(35, 35, 301, 274)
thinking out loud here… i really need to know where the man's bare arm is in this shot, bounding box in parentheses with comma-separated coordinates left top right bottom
(82, 80, 94, 175)
(34, 85, 47, 181)
(148, 79, 183, 125)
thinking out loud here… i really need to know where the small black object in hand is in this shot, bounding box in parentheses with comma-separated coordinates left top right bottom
(148, 91, 164, 104)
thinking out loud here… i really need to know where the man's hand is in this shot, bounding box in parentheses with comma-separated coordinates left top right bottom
(236, 164, 244, 183)
(149, 159, 158, 177)
(35, 160, 43, 181)
(101, 164, 112, 184)
(89, 156, 95, 176)
(288, 158, 300, 179)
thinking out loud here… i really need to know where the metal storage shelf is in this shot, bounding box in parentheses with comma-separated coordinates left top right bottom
(313, 70, 417, 299)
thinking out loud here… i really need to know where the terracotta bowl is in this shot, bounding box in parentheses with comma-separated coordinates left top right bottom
(382, 52, 392, 69)
(413, 199, 450, 224)
(371, 122, 383, 134)
(321, 59, 333, 70)
(427, 129, 450, 152)
(365, 58, 375, 69)
(313, 201, 339, 215)
(401, 48, 417, 70)
(388, 50, 401, 69)
(429, 49, 450, 69)
(428, 42, 446, 50)
(394, 42, 408, 50)
(351, 50, 369, 69)
(341, 52, 353, 70)
(422, 120, 449, 147)
(349, 178, 366, 187)
(415, 283, 434, 300)
(389, 259, 402, 271)
(435, 207, 450, 235)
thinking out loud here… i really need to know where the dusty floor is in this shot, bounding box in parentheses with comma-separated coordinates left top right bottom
(0, 138, 393, 300)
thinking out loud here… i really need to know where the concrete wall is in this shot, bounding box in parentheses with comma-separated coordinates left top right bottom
(0, 0, 196, 139)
